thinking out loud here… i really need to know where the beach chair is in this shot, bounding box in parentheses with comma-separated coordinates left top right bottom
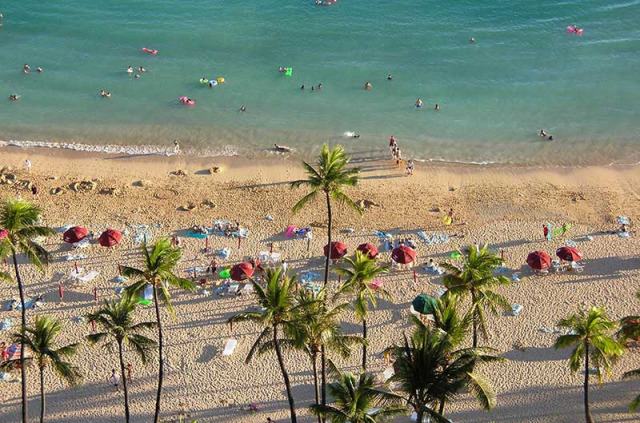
(222, 339, 238, 356)
(76, 271, 99, 284)
(228, 284, 240, 295)
(570, 262, 584, 273)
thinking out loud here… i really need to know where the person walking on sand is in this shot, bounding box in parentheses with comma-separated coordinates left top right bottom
(447, 208, 454, 224)
(31, 184, 39, 198)
(173, 140, 180, 155)
(406, 160, 414, 176)
(543, 223, 550, 241)
(109, 369, 120, 392)
(126, 363, 133, 382)
(24, 159, 32, 173)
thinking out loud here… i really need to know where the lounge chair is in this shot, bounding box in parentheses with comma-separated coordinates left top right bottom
(76, 271, 99, 283)
(222, 339, 238, 356)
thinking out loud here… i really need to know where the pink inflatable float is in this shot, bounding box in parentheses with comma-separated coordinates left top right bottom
(179, 96, 195, 106)
(142, 47, 158, 55)
(566, 26, 584, 35)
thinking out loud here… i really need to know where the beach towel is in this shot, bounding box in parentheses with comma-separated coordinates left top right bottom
(65, 253, 88, 261)
(300, 272, 321, 283)
(259, 251, 281, 263)
(619, 231, 630, 238)
(76, 271, 99, 283)
(115, 275, 128, 283)
(217, 248, 230, 259)
(184, 232, 208, 239)
(222, 339, 238, 356)
(374, 230, 392, 239)
(511, 273, 521, 282)
(142, 284, 154, 300)
(0, 372, 12, 382)
(128, 224, 149, 230)
(72, 239, 90, 249)
(57, 225, 74, 233)
(552, 223, 572, 236)
(114, 286, 124, 295)
(133, 232, 152, 244)
(565, 239, 578, 248)
(511, 304, 523, 316)
(0, 318, 14, 331)
(617, 216, 631, 225)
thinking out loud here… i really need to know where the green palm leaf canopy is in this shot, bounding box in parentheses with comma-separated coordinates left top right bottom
(412, 294, 438, 315)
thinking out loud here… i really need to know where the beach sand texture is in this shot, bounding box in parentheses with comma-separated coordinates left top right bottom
(0, 147, 639, 423)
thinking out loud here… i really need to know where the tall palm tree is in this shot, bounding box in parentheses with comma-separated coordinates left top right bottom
(441, 244, 510, 348)
(618, 292, 640, 413)
(408, 299, 503, 416)
(3, 315, 82, 423)
(122, 239, 195, 423)
(311, 371, 405, 423)
(554, 306, 624, 423)
(0, 198, 55, 423)
(334, 251, 390, 370)
(86, 293, 157, 423)
(290, 143, 361, 413)
(289, 288, 365, 415)
(228, 267, 299, 423)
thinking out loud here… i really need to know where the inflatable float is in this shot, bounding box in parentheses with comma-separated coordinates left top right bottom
(285, 67, 293, 77)
(208, 80, 218, 87)
(199, 78, 209, 85)
(566, 26, 583, 35)
(216, 77, 225, 84)
(179, 96, 195, 106)
(142, 47, 158, 55)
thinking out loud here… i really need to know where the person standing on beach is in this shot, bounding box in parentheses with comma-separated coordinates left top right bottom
(31, 185, 39, 198)
(173, 140, 180, 155)
(109, 369, 120, 392)
(406, 160, 414, 176)
(447, 208, 454, 224)
(126, 363, 133, 382)
(543, 224, 550, 241)
(24, 159, 32, 173)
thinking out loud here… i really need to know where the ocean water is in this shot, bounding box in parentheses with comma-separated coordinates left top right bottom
(1, 0, 639, 165)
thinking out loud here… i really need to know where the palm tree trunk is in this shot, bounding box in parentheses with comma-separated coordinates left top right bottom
(438, 398, 445, 416)
(118, 339, 131, 423)
(362, 319, 367, 370)
(153, 285, 164, 423)
(584, 344, 594, 423)
(321, 191, 332, 422)
(39, 366, 45, 423)
(273, 325, 297, 423)
(471, 290, 478, 348)
(12, 252, 29, 423)
(312, 352, 321, 423)
(321, 345, 326, 410)
(416, 405, 424, 423)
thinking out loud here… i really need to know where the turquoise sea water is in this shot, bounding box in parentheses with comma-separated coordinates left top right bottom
(1, 0, 639, 164)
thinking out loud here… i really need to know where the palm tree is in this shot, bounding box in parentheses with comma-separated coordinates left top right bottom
(408, 299, 503, 416)
(122, 239, 195, 423)
(290, 288, 365, 415)
(290, 144, 361, 413)
(334, 251, 390, 370)
(228, 267, 299, 423)
(0, 198, 55, 423)
(554, 306, 624, 423)
(441, 244, 510, 348)
(311, 371, 405, 423)
(618, 292, 640, 413)
(3, 315, 82, 423)
(86, 293, 157, 423)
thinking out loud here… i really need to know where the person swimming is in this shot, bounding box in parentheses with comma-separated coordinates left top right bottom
(364, 81, 372, 90)
(351, 133, 361, 138)
(469, 37, 475, 43)
(539, 129, 548, 137)
(138, 66, 147, 72)
(434, 104, 440, 110)
(300, 85, 305, 90)
(135, 74, 140, 79)
(317, 83, 323, 90)
(36, 67, 43, 73)
(239, 106, 246, 112)
(126, 66, 134, 74)
(415, 98, 423, 108)
(9, 94, 20, 100)
(387, 74, 393, 81)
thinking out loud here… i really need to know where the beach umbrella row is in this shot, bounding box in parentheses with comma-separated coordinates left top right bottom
(324, 241, 347, 260)
(527, 247, 583, 270)
(99, 229, 122, 247)
(63, 227, 122, 247)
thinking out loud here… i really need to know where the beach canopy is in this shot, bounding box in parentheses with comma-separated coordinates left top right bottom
(356, 243, 379, 259)
(556, 246, 583, 262)
(391, 245, 416, 264)
(412, 294, 438, 315)
(527, 251, 551, 270)
(99, 229, 122, 247)
(324, 241, 347, 260)
(230, 262, 254, 281)
(63, 226, 88, 243)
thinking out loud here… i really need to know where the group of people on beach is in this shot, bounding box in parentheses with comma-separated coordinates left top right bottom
(389, 135, 414, 175)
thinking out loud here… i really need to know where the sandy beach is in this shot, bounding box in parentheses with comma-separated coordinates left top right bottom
(0, 146, 639, 423)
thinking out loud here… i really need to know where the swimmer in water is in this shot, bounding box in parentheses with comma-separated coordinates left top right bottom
(138, 66, 147, 72)
(351, 133, 361, 138)
(434, 104, 440, 110)
(387, 74, 393, 81)
(127, 66, 134, 74)
(469, 37, 475, 43)
(9, 94, 20, 100)
(36, 67, 43, 73)
(364, 81, 372, 90)
(548, 135, 553, 141)
(135, 74, 140, 79)
(300, 85, 305, 90)
(415, 98, 423, 108)
(23, 64, 30, 74)
(239, 106, 246, 112)
(317, 83, 322, 90)
(539, 129, 548, 137)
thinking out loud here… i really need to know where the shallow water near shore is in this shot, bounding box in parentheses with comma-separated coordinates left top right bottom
(1, 0, 639, 165)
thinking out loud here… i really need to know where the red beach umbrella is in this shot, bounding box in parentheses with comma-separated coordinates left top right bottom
(527, 251, 551, 270)
(0, 229, 8, 239)
(391, 245, 416, 264)
(556, 246, 583, 262)
(230, 262, 254, 281)
(356, 243, 379, 259)
(324, 242, 347, 260)
(63, 226, 88, 243)
(99, 229, 122, 247)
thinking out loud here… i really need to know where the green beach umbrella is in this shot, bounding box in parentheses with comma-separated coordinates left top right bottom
(219, 268, 231, 279)
(412, 294, 438, 315)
